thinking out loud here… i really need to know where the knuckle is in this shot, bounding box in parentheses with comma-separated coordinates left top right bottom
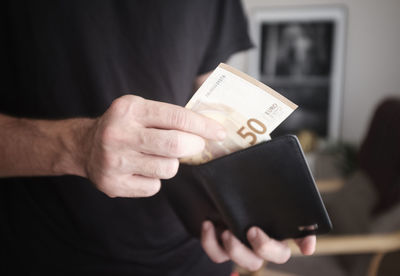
(135, 128, 149, 147)
(141, 159, 170, 179)
(109, 96, 129, 115)
(136, 128, 156, 148)
(106, 154, 126, 170)
(147, 163, 161, 178)
(109, 95, 144, 118)
(131, 96, 151, 118)
(124, 96, 157, 122)
(165, 133, 184, 156)
(168, 108, 189, 129)
(128, 94, 144, 104)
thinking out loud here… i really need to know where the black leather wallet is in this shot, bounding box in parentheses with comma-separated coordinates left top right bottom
(164, 135, 332, 245)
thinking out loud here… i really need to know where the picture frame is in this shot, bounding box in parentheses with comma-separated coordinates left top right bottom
(248, 5, 347, 141)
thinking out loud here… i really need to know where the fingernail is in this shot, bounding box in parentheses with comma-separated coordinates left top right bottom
(248, 227, 258, 240)
(216, 129, 226, 140)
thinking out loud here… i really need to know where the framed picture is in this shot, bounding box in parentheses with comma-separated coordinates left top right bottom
(248, 6, 347, 140)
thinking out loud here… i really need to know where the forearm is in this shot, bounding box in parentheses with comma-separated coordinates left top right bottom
(0, 114, 94, 178)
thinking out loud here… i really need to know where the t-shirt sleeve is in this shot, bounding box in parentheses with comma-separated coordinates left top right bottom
(197, 0, 253, 75)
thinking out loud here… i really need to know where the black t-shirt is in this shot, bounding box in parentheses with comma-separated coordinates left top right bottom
(1, 1, 252, 275)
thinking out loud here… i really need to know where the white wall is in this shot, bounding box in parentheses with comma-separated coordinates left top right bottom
(230, 0, 400, 144)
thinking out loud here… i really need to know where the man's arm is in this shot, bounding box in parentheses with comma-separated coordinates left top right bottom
(0, 71, 211, 179)
(0, 114, 92, 178)
(0, 95, 226, 197)
(0, 70, 212, 179)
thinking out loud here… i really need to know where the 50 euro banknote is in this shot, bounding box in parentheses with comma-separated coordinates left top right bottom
(180, 63, 297, 165)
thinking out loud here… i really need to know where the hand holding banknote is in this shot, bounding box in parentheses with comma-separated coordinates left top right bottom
(84, 95, 226, 198)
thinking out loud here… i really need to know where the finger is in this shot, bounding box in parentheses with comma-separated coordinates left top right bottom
(135, 128, 205, 158)
(221, 230, 264, 272)
(295, 235, 316, 255)
(137, 99, 226, 141)
(247, 227, 291, 264)
(201, 221, 230, 263)
(132, 154, 179, 179)
(128, 175, 161, 197)
(104, 175, 161, 198)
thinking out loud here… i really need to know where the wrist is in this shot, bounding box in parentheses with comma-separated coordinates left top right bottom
(52, 118, 96, 177)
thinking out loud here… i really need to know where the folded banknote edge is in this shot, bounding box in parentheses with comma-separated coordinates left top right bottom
(218, 63, 298, 110)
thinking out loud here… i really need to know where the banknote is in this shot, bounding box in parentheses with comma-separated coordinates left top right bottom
(180, 63, 297, 165)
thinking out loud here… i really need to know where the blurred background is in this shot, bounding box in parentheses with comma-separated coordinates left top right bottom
(230, 0, 400, 275)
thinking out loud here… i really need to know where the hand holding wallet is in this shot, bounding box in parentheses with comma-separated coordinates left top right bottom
(164, 135, 332, 246)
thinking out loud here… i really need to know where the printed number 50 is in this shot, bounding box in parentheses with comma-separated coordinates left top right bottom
(237, 118, 267, 145)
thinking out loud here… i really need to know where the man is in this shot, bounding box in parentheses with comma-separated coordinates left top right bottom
(1, 0, 315, 275)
